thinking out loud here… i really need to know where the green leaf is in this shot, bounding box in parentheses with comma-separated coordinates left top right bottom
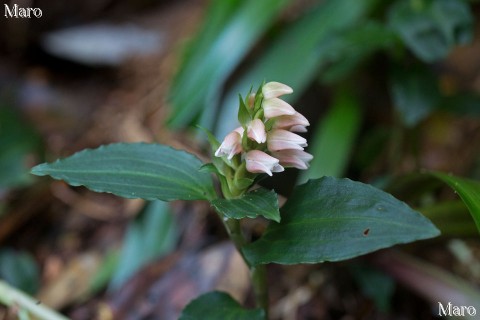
(431, 172, 480, 233)
(388, 0, 473, 62)
(216, 0, 379, 137)
(109, 200, 177, 290)
(440, 92, 480, 117)
(319, 21, 398, 83)
(179, 291, 265, 320)
(243, 177, 440, 265)
(298, 89, 361, 184)
(237, 95, 251, 126)
(168, 0, 290, 129)
(350, 264, 395, 313)
(0, 107, 40, 188)
(0, 249, 39, 295)
(211, 188, 280, 222)
(390, 66, 440, 127)
(197, 125, 221, 152)
(30, 143, 216, 201)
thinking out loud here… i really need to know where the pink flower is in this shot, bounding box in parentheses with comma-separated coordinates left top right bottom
(215, 127, 244, 160)
(245, 150, 284, 176)
(247, 119, 266, 143)
(267, 129, 307, 152)
(262, 98, 296, 119)
(271, 150, 313, 170)
(262, 82, 293, 99)
(273, 112, 310, 132)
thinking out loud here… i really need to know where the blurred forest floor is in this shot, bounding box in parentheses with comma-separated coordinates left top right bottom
(1, 0, 480, 319)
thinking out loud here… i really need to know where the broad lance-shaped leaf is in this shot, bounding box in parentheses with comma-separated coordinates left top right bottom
(179, 291, 265, 320)
(243, 177, 440, 265)
(31, 143, 216, 201)
(211, 188, 280, 222)
(432, 172, 480, 233)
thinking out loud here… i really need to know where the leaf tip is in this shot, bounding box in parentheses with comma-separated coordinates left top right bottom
(30, 163, 48, 176)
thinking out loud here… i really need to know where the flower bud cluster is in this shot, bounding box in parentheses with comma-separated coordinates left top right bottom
(213, 81, 312, 197)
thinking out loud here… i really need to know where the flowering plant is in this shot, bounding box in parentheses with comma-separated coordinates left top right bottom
(31, 82, 439, 319)
(210, 81, 312, 199)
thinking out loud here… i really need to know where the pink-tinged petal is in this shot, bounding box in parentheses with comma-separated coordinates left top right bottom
(267, 129, 307, 152)
(245, 150, 283, 176)
(273, 112, 310, 130)
(247, 119, 267, 143)
(289, 125, 308, 133)
(215, 130, 243, 160)
(234, 126, 245, 135)
(263, 98, 296, 119)
(272, 150, 313, 170)
(271, 163, 285, 173)
(262, 82, 293, 99)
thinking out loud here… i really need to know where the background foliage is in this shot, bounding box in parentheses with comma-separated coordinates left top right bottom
(1, 0, 480, 318)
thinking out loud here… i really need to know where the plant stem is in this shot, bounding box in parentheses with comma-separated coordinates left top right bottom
(0, 280, 69, 320)
(222, 218, 269, 318)
(223, 219, 248, 262)
(251, 264, 269, 318)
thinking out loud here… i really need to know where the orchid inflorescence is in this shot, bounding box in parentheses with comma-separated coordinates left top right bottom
(211, 81, 313, 198)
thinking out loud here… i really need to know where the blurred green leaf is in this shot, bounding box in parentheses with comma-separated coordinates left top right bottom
(350, 264, 395, 313)
(440, 92, 480, 116)
(0, 249, 39, 295)
(179, 291, 265, 320)
(243, 177, 440, 265)
(298, 90, 361, 184)
(31, 143, 216, 201)
(388, 0, 473, 62)
(168, 0, 290, 129)
(432, 172, 480, 234)
(110, 200, 177, 290)
(0, 107, 39, 188)
(319, 21, 398, 83)
(211, 188, 280, 222)
(216, 0, 380, 138)
(420, 200, 478, 237)
(390, 66, 440, 127)
(89, 249, 119, 294)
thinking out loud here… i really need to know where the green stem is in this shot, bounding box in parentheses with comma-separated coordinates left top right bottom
(251, 264, 269, 318)
(0, 280, 69, 320)
(222, 218, 269, 319)
(223, 219, 248, 261)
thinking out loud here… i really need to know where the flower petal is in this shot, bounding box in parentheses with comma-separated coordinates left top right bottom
(267, 129, 307, 152)
(215, 130, 243, 160)
(263, 98, 296, 119)
(273, 112, 310, 130)
(262, 82, 293, 99)
(245, 150, 283, 176)
(271, 149, 313, 170)
(247, 119, 267, 143)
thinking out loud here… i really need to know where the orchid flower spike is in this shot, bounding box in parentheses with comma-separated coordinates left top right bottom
(212, 81, 312, 196)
